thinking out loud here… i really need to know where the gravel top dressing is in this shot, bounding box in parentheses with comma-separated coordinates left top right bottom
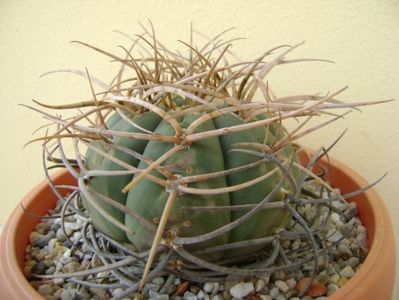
(24, 187, 368, 300)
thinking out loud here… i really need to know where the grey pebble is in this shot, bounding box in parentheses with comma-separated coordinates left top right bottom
(37, 284, 53, 296)
(60, 289, 74, 300)
(146, 283, 161, 293)
(50, 222, 61, 232)
(153, 277, 165, 286)
(337, 244, 352, 259)
(344, 202, 358, 219)
(317, 270, 329, 284)
(149, 289, 160, 298)
(327, 283, 339, 296)
(269, 287, 280, 298)
(45, 266, 55, 275)
(56, 228, 67, 242)
(346, 256, 360, 268)
(34, 231, 56, 248)
(63, 240, 73, 248)
(31, 261, 47, 275)
(111, 288, 125, 297)
(159, 274, 176, 294)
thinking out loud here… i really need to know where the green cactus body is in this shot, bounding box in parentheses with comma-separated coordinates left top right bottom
(213, 114, 290, 256)
(84, 109, 297, 257)
(83, 111, 162, 241)
(125, 113, 231, 258)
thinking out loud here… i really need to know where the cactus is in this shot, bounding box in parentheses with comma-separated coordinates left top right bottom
(83, 108, 297, 258)
(28, 25, 388, 292)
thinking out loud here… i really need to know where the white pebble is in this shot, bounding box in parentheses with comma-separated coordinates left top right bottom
(203, 282, 214, 293)
(275, 280, 289, 293)
(53, 278, 64, 285)
(63, 222, 80, 235)
(197, 290, 210, 300)
(330, 212, 341, 224)
(210, 295, 223, 300)
(62, 249, 72, 259)
(72, 231, 82, 243)
(269, 287, 280, 298)
(339, 266, 355, 278)
(285, 278, 296, 289)
(229, 282, 254, 298)
(255, 279, 265, 292)
(183, 291, 197, 300)
(260, 295, 272, 300)
(211, 283, 220, 295)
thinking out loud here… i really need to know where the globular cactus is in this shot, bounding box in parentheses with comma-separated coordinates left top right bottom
(83, 108, 296, 257)
(30, 25, 386, 291)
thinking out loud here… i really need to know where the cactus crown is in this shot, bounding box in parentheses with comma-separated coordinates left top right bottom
(28, 25, 387, 293)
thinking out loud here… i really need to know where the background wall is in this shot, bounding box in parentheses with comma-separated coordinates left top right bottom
(0, 0, 398, 297)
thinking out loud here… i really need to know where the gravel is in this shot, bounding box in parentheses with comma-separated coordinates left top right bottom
(24, 195, 369, 300)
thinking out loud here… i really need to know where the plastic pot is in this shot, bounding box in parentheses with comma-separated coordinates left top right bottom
(0, 154, 395, 299)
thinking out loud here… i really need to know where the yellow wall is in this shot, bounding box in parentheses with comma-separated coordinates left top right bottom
(1, 1, 398, 296)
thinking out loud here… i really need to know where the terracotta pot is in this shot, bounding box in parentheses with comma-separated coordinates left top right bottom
(0, 155, 395, 299)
